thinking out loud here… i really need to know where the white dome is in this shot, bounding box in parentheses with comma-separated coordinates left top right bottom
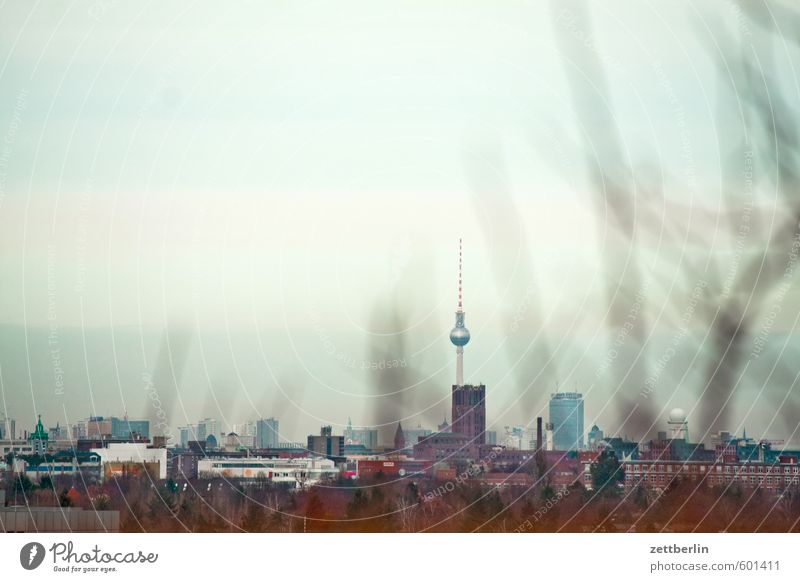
(669, 408, 687, 423)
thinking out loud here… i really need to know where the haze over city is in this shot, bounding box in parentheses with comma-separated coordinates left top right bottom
(2, 1, 800, 448)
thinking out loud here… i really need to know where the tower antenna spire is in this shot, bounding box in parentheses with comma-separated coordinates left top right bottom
(458, 237, 463, 310)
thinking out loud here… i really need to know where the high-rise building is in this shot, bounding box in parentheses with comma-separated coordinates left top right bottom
(86, 416, 113, 439)
(0, 416, 15, 440)
(549, 392, 585, 451)
(233, 421, 257, 439)
(448, 240, 486, 445)
(307, 425, 344, 460)
(452, 384, 486, 445)
(587, 424, 605, 449)
(179, 425, 197, 448)
(256, 417, 280, 449)
(196, 418, 219, 443)
(48, 423, 70, 441)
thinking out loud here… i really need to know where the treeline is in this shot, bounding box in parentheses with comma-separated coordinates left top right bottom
(6, 469, 800, 532)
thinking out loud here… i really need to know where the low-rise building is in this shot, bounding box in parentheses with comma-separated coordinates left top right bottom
(623, 457, 800, 493)
(355, 459, 431, 479)
(412, 432, 471, 463)
(91, 442, 167, 480)
(0, 507, 119, 532)
(197, 456, 338, 487)
(12, 454, 100, 481)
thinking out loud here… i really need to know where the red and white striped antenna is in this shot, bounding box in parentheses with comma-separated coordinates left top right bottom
(458, 238, 463, 310)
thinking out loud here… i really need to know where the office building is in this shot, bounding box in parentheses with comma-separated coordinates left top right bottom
(111, 417, 150, 439)
(550, 392, 584, 451)
(256, 417, 280, 449)
(179, 425, 197, 448)
(0, 416, 15, 440)
(307, 426, 345, 460)
(196, 418, 219, 442)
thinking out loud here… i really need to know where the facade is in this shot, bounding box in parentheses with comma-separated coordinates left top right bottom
(0, 416, 15, 440)
(344, 421, 379, 450)
(452, 384, 486, 445)
(85, 416, 113, 439)
(412, 432, 471, 463)
(197, 456, 338, 486)
(549, 392, 585, 451)
(404, 426, 433, 448)
(12, 455, 100, 480)
(307, 426, 345, 460)
(667, 408, 689, 441)
(256, 417, 280, 449)
(504, 426, 533, 450)
(475, 472, 534, 487)
(587, 425, 605, 449)
(196, 418, 220, 442)
(1, 439, 34, 456)
(356, 459, 431, 479)
(623, 457, 800, 493)
(179, 425, 197, 448)
(169, 451, 201, 479)
(91, 442, 168, 480)
(0, 507, 119, 533)
(233, 421, 257, 439)
(111, 417, 150, 439)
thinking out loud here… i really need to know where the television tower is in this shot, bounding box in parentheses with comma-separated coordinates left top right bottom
(449, 238, 470, 386)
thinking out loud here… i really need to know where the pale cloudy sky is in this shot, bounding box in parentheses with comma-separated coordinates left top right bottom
(2, 1, 799, 445)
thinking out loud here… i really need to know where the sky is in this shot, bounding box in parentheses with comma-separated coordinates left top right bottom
(1, 1, 800, 446)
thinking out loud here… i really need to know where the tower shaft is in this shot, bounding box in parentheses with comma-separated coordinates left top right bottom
(456, 346, 464, 387)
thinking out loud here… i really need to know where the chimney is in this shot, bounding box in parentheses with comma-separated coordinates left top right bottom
(536, 417, 543, 451)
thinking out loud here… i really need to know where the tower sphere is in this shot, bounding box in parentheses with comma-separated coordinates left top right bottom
(450, 326, 470, 347)
(669, 408, 686, 423)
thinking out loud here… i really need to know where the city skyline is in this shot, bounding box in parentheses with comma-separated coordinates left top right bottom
(4, 2, 800, 452)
